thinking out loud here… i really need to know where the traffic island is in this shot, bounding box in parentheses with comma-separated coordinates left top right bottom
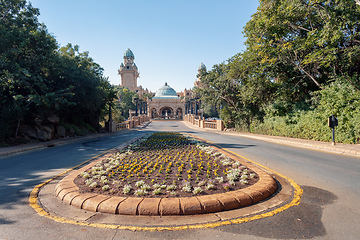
(54, 133, 278, 216)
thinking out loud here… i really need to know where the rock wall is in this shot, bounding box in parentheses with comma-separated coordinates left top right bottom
(18, 114, 67, 142)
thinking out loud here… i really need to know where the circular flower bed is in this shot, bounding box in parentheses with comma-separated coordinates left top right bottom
(74, 132, 259, 198)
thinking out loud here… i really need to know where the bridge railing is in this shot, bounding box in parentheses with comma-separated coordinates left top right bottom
(106, 115, 150, 132)
(183, 114, 224, 131)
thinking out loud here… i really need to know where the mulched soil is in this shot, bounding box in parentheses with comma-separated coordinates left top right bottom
(74, 132, 259, 198)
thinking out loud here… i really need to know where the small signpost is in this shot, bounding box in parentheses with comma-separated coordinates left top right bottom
(328, 115, 338, 145)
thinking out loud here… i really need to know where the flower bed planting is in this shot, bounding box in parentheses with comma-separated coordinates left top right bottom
(74, 132, 259, 198)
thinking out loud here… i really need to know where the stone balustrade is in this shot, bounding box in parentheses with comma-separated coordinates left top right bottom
(105, 115, 150, 132)
(183, 114, 224, 131)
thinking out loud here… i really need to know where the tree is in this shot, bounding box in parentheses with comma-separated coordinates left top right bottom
(55, 44, 114, 129)
(0, 0, 60, 141)
(0, 0, 114, 143)
(111, 86, 138, 121)
(243, 0, 360, 92)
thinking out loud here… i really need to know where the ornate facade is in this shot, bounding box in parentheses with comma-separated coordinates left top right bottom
(118, 48, 204, 119)
(118, 48, 149, 96)
(147, 82, 184, 119)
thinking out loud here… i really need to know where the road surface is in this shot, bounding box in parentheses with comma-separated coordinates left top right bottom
(0, 121, 359, 239)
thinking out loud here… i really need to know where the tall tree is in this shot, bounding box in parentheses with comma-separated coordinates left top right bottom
(0, 0, 59, 140)
(243, 0, 360, 92)
(0, 0, 115, 143)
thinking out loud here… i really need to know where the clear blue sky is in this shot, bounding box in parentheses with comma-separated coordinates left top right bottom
(29, 0, 259, 92)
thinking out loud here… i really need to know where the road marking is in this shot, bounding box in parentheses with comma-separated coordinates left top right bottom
(29, 133, 303, 231)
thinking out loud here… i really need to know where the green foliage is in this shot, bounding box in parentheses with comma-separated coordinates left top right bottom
(201, 103, 219, 119)
(244, 0, 360, 91)
(195, 0, 360, 143)
(0, 0, 115, 143)
(219, 106, 234, 128)
(110, 86, 138, 122)
(251, 81, 360, 143)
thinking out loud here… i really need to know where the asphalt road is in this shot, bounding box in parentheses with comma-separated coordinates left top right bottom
(0, 121, 359, 240)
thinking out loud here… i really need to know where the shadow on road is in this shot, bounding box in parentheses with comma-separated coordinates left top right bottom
(222, 185, 338, 239)
(215, 143, 256, 149)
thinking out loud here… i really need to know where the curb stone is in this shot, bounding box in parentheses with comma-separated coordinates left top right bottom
(34, 160, 298, 229)
(55, 142, 278, 216)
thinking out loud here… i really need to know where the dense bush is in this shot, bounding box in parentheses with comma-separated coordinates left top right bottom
(250, 82, 360, 143)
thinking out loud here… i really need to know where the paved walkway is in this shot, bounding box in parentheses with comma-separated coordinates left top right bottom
(183, 121, 360, 158)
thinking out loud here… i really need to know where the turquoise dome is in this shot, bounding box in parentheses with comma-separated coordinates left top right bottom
(124, 48, 134, 59)
(153, 83, 180, 99)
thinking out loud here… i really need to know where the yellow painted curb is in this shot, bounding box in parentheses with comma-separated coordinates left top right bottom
(29, 134, 303, 231)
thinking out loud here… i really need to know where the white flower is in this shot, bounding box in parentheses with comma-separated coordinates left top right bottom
(193, 187, 203, 194)
(91, 166, 103, 172)
(215, 177, 224, 183)
(85, 178, 93, 186)
(240, 179, 248, 185)
(232, 162, 241, 168)
(134, 189, 147, 196)
(198, 180, 207, 186)
(152, 188, 161, 195)
(241, 174, 249, 180)
(250, 173, 256, 178)
(141, 184, 151, 191)
(123, 185, 132, 194)
(112, 180, 121, 187)
(227, 173, 237, 181)
(166, 184, 177, 191)
(89, 182, 98, 188)
(135, 180, 145, 187)
(182, 183, 192, 193)
(80, 172, 90, 179)
(228, 180, 236, 186)
(102, 185, 110, 191)
(220, 158, 233, 166)
(100, 176, 109, 184)
(205, 183, 214, 190)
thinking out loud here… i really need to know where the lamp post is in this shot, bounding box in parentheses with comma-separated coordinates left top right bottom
(139, 99, 143, 115)
(190, 99, 194, 114)
(194, 97, 199, 116)
(144, 101, 147, 115)
(133, 97, 138, 116)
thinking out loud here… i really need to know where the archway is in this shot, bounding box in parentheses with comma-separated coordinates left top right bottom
(160, 107, 173, 119)
(151, 108, 158, 119)
(176, 108, 183, 119)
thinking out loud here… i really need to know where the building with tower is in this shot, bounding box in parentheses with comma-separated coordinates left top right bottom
(118, 48, 148, 96)
(118, 48, 202, 120)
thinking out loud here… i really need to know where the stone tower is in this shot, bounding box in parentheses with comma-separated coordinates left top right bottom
(118, 48, 140, 91)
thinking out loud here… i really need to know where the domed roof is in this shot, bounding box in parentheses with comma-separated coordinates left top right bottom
(153, 82, 180, 99)
(124, 48, 134, 59)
